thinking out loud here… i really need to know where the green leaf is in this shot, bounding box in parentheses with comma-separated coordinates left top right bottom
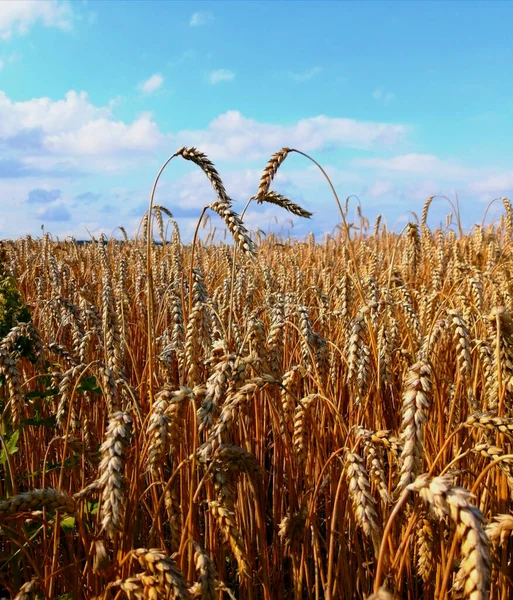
(21, 415, 57, 428)
(76, 376, 101, 394)
(87, 500, 99, 515)
(21, 456, 79, 478)
(60, 515, 76, 532)
(0, 429, 20, 465)
(25, 388, 58, 399)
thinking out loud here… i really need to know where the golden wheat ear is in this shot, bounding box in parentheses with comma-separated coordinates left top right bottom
(256, 147, 291, 198)
(487, 514, 513, 546)
(409, 475, 491, 600)
(176, 146, 232, 206)
(133, 548, 191, 599)
(208, 201, 256, 257)
(256, 191, 313, 218)
(98, 410, 132, 539)
(0, 488, 76, 520)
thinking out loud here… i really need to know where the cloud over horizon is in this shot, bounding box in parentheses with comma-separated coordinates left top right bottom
(0, 90, 164, 174)
(0, 89, 411, 179)
(172, 110, 407, 160)
(353, 153, 471, 180)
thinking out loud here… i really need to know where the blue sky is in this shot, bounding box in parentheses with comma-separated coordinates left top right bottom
(1, 0, 513, 240)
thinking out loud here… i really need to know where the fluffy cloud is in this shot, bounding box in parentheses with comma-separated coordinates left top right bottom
(146, 164, 323, 244)
(45, 113, 163, 154)
(75, 191, 102, 202)
(208, 69, 235, 84)
(173, 111, 406, 160)
(354, 153, 470, 180)
(0, 90, 109, 137)
(0, 88, 407, 175)
(0, 158, 45, 178)
(148, 168, 258, 212)
(27, 188, 61, 203)
(189, 11, 213, 26)
(0, 1, 73, 39)
(0, 95, 413, 239)
(467, 172, 513, 195)
(363, 180, 395, 198)
(138, 73, 164, 95)
(0, 90, 164, 173)
(38, 204, 71, 221)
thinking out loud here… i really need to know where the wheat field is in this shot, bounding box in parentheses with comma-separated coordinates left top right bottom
(0, 147, 512, 599)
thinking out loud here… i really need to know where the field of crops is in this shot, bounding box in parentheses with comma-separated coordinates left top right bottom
(1, 147, 513, 599)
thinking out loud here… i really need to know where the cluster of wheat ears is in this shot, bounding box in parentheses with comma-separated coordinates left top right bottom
(1, 146, 513, 599)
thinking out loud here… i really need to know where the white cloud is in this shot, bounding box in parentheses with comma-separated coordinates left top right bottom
(138, 73, 164, 95)
(288, 67, 322, 82)
(0, 178, 68, 238)
(0, 0, 73, 39)
(0, 180, 152, 240)
(150, 168, 259, 211)
(0, 86, 412, 215)
(147, 165, 316, 242)
(190, 11, 213, 26)
(4, 104, 508, 241)
(173, 111, 406, 160)
(0, 90, 164, 173)
(208, 69, 235, 84)
(45, 113, 163, 155)
(0, 90, 407, 173)
(0, 90, 109, 137)
(363, 180, 395, 198)
(354, 153, 470, 180)
(27, 188, 61, 203)
(38, 202, 71, 221)
(277, 164, 362, 189)
(243, 205, 302, 232)
(467, 172, 513, 195)
(373, 87, 395, 104)
(397, 180, 448, 203)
